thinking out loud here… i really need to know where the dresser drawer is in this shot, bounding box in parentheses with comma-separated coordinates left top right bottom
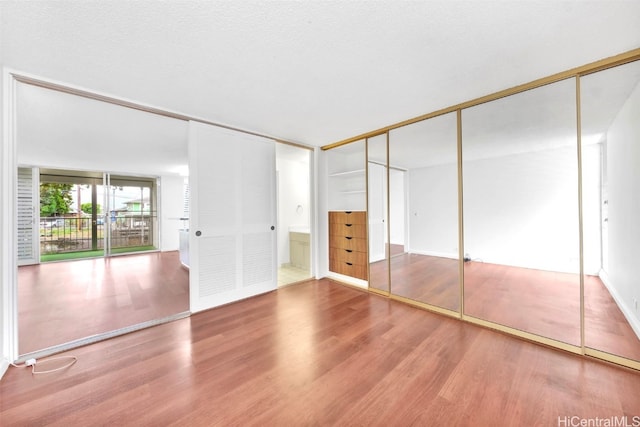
(329, 248, 367, 265)
(329, 211, 367, 225)
(329, 235, 368, 252)
(329, 222, 366, 238)
(329, 259, 368, 280)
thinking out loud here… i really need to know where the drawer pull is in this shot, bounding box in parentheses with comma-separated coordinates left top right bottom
(345, 236, 352, 240)
(345, 223, 352, 227)
(346, 262, 353, 266)
(345, 211, 352, 214)
(345, 249, 353, 253)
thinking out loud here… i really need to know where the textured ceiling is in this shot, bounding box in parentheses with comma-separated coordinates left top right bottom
(2, 1, 640, 147)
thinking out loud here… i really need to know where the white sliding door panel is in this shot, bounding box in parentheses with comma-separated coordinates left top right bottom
(17, 167, 39, 266)
(188, 121, 276, 313)
(241, 139, 276, 289)
(368, 162, 386, 262)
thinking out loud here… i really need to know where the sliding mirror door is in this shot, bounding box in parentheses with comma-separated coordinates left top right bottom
(15, 80, 189, 356)
(581, 60, 640, 362)
(367, 134, 389, 293)
(462, 78, 581, 345)
(388, 113, 459, 311)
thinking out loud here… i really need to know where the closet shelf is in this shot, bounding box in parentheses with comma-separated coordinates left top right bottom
(329, 169, 365, 177)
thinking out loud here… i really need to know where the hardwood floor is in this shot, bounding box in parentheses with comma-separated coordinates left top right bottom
(1, 279, 639, 426)
(371, 253, 640, 361)
(464, 260, 581, 345)
(17, 251, 189, 354)
(390, 253, 460, 310)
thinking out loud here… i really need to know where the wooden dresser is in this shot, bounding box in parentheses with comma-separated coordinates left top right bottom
(329, 211, 368, 280)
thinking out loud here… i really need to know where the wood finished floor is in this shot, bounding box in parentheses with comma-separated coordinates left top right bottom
(19, 249, 640, 364)
(17, 251, 189, 354)
(372, 253, 640, 361)
(2, 279, 639, 426)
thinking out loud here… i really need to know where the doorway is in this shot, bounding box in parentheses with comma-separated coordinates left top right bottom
(276, 143, 313, 286)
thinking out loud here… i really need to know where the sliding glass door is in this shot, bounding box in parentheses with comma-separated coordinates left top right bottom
(106, 176, 158, 256)
(38, 169, 107, 262)
(34, 169, 158, 262)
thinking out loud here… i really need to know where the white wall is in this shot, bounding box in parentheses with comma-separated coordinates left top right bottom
(389, 168, 405, 246)
(317, 148, 328, 278)
(605, 80, 640, 331)
(160, 175, 186, 251)
(581, 143, 603, 275)
(463, 146, 580, 273)
(1, 66, 8, 377)
(276, 155, 310, 266)
(408, 162, 458, 258)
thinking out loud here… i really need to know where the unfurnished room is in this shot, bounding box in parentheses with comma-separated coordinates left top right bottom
(1, 1, 640, 425)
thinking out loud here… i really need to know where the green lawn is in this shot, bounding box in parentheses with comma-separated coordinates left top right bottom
(40, 246, 156, 262)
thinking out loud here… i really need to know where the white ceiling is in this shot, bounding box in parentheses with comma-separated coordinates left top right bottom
(2, 1, 640, 149)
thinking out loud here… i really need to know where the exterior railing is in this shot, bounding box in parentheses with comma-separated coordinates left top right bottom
(40, 214, 155, 255)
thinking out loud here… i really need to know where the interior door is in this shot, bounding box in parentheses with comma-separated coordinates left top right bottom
(188, 121, 277, 312)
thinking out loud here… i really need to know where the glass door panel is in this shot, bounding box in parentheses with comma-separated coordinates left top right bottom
(38, 170, 106, 261)
(389, 113, 460, 311)
(462, 78, 581, 346)
(581, 60, 640, 362)
(108, 176, 158, 254)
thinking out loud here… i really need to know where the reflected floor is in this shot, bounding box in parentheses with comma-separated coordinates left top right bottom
(17, 251, 189, 355)
(464, 261, 581, 345)
(370, 253, 640, 361)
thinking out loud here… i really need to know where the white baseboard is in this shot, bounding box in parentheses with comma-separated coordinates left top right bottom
(407, 249, 458, 260)
(599, 269, 640, 341)
(0, 358, 9, 380)
(325, 272, 368, 289)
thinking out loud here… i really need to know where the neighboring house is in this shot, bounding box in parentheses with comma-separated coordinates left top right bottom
(123, 198, 150, 214)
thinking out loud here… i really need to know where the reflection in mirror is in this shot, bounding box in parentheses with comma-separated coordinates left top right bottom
(15, 82, 190, 356)
(367, 134, 389, 293)
(581, 60, 640, 361)
(462, 78, 580, 345)
(388, 113, 459, 311)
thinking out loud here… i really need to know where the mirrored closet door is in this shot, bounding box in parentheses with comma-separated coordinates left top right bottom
(462, 78, 581, 346)
(388, 113, 460, 312)
(581, 59, 640, 362)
